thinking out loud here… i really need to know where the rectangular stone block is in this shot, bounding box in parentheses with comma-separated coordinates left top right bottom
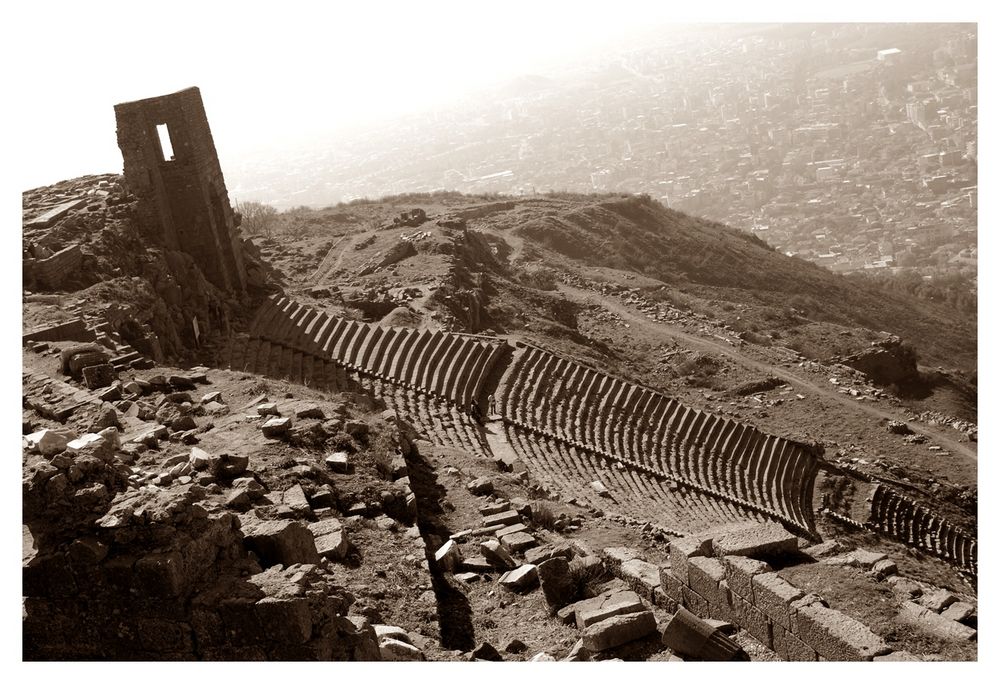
(576, 590, 645, 629)
(751, 572, 804, 631)
(658, 566, 684, 603)
(619, 558, 660, 602)
(722, 555, 772, 600)
(581, 610, 657, 653)
(687, 556, 726, 605)
(653, 586, 679, 613)
(681, 585, 709, 617)
(793, 604, 891, 661)
(730, 592, 773, 649)
(669, 536, 708, 586)
(773, 624, 818, 661)
(482, 510, 521, 527)
(710, 522, 799, 559)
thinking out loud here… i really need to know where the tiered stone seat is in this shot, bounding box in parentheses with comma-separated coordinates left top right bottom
(868, 484, 977, 574)
(495, 342, 820, 535)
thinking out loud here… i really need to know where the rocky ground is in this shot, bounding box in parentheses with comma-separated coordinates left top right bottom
(22, 180, 977, 661)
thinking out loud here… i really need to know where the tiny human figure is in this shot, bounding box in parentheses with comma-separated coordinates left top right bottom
(487, 394, 496, 418)
(470, 398, 483, 424)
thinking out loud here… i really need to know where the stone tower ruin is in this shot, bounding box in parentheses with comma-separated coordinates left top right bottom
(115, 87, 246, 292)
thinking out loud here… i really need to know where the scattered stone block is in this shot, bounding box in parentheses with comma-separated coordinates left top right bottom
(501, 531, 537, 553)
(941, 602, 975, 623)
(257, 403, 279, 416)
(455, 572, 480, 583)
(324, 451, 350, 474)
(620, 558, 661, 602)
(919, 589, 959, 613)
(466, 477, 494, 495)
(576, 590, 645, 629)
(471, 641, 502, 661)
(496, 522, 528, 538)
(480, 539, 516, 569)
(461, 556, 494, 573)
(82, 363, 116, 389)
(848, 549, 888, 569)
(537, 556, 576, 610)
(261, 416, 292, 437)
(525, 543, 574, 566)
(793, 603, 891, 660)
(379, 638, 424, 661)
(870, 558, 897, 579)
(26, 428, 76, 456)
(434, 540, 462, 572)
(499, 564, 538, 592)
(201, 391, 222, 404)
(581, 610, 656, 652)
(482, 509, 521, 527)
(898, 601, 976, 641)
(295, 404, 325, 419)
(283, 484, 312, 517)
(709, 521, 798, 559)
(479, 501, 511, 516)
(241, 519, 320, 568)
(530, 652, 555, 661)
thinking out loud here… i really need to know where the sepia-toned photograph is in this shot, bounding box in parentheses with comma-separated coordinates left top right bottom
(12, 0, 982, 667)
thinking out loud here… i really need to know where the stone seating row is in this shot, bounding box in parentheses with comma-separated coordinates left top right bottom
(868, 484, 976, 574)
(250, 295, 506, 407)
(498, 344, 819, 533)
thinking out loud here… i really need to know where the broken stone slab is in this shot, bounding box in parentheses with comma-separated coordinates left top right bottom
(466, 477, 494, 495)
(202, 400, 228, 415)
(499, 564, 538, 592)
(309, 519, 349, 561)
(470, 641, 503, 661)
(537, 556, 576, 610)
(898, 601, 976, 641)
(525, 543, 575, 566)
(480, 539, 517, 569)
(283, 484, 312, 517)
(668, 536, 712, 585)
(201, 391, 222, 404)
(848, 549, 888, 569)
(530, 652, 555, 661)
(82, 363, 116, 390)
(501, 531, 537, 553)
(374, 624, 412, 645)
(379, 637, 424, 661)
(601, 546, 643, 571)
(589, 480, 610, 497)
(261, 416, 292, 437)
(482, 509, 521, 527)
(574, 590, 645, 629)
(479, 500, 511, 516)
(870, 558, 898, 579)
(941, 602, 976, 623)
(581, 610, 657, 653)
(564, 639, 591, 661)
(792, 603, 892, 660)
(918, 589, 960, 613)
(455, 572, 481, 583)
(434, 539, 462, 572)
(461, 556, 494, 573)
(25, 428, 77, 456)
(495, 522, 528, 538)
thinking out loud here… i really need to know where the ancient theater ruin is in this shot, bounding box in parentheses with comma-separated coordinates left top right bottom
(22, 86, 977, 661)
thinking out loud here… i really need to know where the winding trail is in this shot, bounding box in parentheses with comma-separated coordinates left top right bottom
(558, 283, 977, 463)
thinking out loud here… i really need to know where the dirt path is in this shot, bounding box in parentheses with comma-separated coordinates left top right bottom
(309, 233, 355, 285)
(558, 283, 978, 463)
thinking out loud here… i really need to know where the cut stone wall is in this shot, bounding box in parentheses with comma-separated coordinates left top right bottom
(115, 87, 246, 293)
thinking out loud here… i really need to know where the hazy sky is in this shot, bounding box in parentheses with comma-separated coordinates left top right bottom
(6, 0, 983, 190)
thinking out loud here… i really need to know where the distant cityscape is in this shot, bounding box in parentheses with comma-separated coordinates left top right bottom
(229, 23, 976, 280)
